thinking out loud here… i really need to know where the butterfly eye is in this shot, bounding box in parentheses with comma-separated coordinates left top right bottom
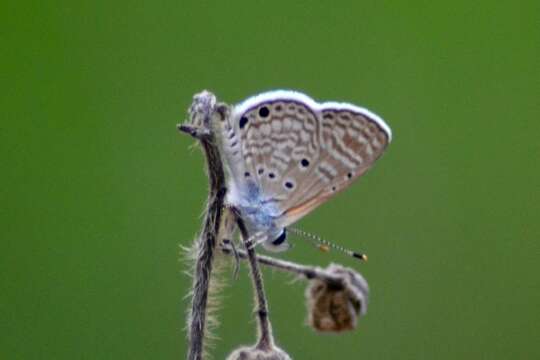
(271, 229, 287, 246)
(347, 172, 352, 179)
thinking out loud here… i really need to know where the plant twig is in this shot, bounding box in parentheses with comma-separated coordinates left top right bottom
(221, 244, 370, 333)
(179, 91, 228, 360)
(233, 215, 275, 351)
(220, 246, 365, 290)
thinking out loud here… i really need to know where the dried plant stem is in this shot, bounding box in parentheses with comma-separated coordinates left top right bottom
(179, 92, 227, 360)
(221, 247, 353, 288)
(180, 91, 294, 359)
(234, 217, 275, 351)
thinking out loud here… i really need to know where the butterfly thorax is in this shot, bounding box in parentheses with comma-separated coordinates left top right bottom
(226, 179, 287, 251)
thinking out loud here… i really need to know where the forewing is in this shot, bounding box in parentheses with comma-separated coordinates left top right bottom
(233, 94, 322, 205)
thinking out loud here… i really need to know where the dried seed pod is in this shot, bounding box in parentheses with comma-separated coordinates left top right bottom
(306, 263, 369, 332)
(226, 345, 291, 360)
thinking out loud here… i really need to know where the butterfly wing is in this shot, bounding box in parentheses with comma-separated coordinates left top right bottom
(281, 103, 391, 226)
(226, 90, 391, 228)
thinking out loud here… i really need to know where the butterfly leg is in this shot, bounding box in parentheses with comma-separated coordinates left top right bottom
(225, 205, 267, 250)
(244, 232, 268, 251)
(221, 238, 241, 280)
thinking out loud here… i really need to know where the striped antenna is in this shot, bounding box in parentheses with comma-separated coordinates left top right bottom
(288, 227, 368, 261)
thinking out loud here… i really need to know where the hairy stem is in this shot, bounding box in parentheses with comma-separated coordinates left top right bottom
(179, 92, 227, 360)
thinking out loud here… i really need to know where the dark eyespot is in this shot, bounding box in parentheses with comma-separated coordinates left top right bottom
(347, 172, 352, 179)
(301, 158, 310, 167)
(239, 116, 248, 129)
(259, 106, 270, 117)
(323, 113, 334, 120)
(268, 172, 275, 179)
(272, 229, 287, 246)
(244, 172, 250, 177)
(285, 181, 294, 189)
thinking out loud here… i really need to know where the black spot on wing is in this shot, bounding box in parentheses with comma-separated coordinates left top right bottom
(259, 106, 270, 117)
(239, 116, 248, 129)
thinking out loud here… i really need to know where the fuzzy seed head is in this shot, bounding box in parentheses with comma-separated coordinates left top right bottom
(306, 263, 369, 332)
(226, 345, 292, 360)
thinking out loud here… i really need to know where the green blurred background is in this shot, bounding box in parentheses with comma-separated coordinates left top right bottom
(2, 1, 539, 359)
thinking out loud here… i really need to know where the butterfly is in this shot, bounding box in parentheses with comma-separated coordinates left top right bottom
(216, 90, 391, 253)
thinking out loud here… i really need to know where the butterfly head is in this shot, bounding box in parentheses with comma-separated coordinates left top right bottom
(261, 227, 290, 252)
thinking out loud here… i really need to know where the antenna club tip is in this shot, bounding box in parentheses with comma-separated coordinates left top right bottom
(318, 244, 330, 252)
(353, 253, 368, 261)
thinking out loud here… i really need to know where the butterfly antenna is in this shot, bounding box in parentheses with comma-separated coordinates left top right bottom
(289, 227, 368, 261)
